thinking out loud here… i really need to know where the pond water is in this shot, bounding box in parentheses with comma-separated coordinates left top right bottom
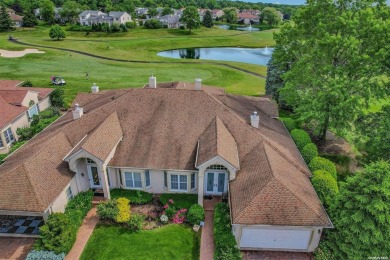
(157, 47, 273, 66)
(218, 24, 260, 31)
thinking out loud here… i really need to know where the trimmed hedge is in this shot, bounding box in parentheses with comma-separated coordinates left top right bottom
(214, 203, 242, 260)
(26, 250, 65, 260)
(187, 204, 205, 225)
(312, 170, 339, 207)
(159, 193, 198, 210)
(309, 157, 337, 180)
(291, 129, 312, 150)
(302, 143, 319, 164)
(97, 199, 119, 220)
(281, 117, 296, 132)
(110, 189, 153, 204)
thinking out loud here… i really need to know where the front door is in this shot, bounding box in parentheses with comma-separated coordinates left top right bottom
(205, 171, 227, 195)
(87, 165, 102, 189)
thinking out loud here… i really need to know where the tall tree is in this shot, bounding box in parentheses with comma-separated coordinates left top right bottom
(180, 6, 200, 33)
(148, 7, 158, 17)
(202, 9, 213, 28)
(49, 24, 66, 40)
(223, 8, 237, 24)
(327, 160, 390, 258)
(40, 0, 55, 24)
(273, 0, 390, 140)
(22, 7, 38, 27)
(161, 7, 173, 16)
(60, 1, 81, 24)
(0, 3, 13, 32)
(260, 7, 281, 26)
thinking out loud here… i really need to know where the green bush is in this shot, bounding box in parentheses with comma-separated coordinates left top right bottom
(301, 143, 318, 164)
(66, 209, 84, 230)
(127, 214, 144, 232)
(291, 129, 311, 150)
(26, 250, 65, 260)
(50, 87, 65, 108)
(65, 190, 94, 218)
(116, 197, 131, 223)
(110, 189, 153, 204)
(21, 80, 33, 87)
(165, 206, 176, 219)
(39, 213, 76, 254)
(144, 19, 162, 29)
(97, 199, 119, 221)
(281, 117, 296, 132)
(39, 107, 60, 119)
(187, 204, 205, 225)
(309, 156, 337, 180)
(312, 170, 339, 207)
(126, 21, 137, 28)
(159, 193, 198, 210)
(214, 203, 242, 260)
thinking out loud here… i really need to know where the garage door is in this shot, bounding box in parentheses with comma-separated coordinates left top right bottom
(239, 228, 312, 250)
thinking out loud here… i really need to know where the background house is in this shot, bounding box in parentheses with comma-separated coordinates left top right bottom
(4, 8, 23, 27)
(0, 80, 53, 154)
(79, 10, 131, 26)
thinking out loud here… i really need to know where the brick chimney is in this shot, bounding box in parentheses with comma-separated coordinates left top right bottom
(73, 104, 83, 120)
(250, 111, 259, 128)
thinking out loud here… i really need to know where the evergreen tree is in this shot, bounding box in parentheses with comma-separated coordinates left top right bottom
(22, 8, 38, 27)
(202, 10, 213, 28)
(0, 3, 13, 32)
(327, 161, 390, 258)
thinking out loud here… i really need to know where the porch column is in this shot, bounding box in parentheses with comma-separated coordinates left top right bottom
(198, 169, 205, 206)
(100, 164, 111, 200)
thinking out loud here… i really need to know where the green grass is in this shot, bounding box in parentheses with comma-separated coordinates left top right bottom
(0, 25, 273, 104)
(80, 224, 200, 260)
(110, 189, 153, 204)
(160, 194, 198, 210)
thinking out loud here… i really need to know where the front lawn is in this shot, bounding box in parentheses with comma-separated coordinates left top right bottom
(80, 224, 200, 260)
(160, 194, 198, 210)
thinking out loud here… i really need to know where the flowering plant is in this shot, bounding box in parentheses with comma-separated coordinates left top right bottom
(160, 214, 169, 223)
(168, 199, 174, 204)
(172, 208, 187, 224)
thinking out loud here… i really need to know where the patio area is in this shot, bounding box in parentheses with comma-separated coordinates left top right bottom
(0, 215, 43, 236)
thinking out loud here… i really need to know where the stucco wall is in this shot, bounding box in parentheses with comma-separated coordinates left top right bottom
(38, 96, 51, 111)
(21, 91, 39, 108)
(50, 177, 79, 213)
(0, 113, 29, 154)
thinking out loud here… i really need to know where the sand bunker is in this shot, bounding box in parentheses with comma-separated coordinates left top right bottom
(0, 48, 45, 58)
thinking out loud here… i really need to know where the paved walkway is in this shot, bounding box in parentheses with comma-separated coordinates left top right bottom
(200, 197, 222, 260)
(0, 237, 35, 260)
(66, 207, 98, 260)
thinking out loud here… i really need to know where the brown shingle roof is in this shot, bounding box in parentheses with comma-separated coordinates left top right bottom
(0, 80, 53, 100)
(196, 116, 239, 168)
(0, 90, 28, 105)
(0, 84, 331, 226)
(0, 95, 27, 129)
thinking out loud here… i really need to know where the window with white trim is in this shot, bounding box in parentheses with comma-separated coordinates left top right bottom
(4, 128, 15, 144)
(66, 186, 73, 201)
(207, 165, 227, 170)
(191, 173, 196, 190)
(145, 170, 151, 188)
(164, 171, 167, 188)
(124, 172, 142, 188)
(171, 174, 187, 191)
(27, 104, 39, 120)
(0, 137, 3, 148)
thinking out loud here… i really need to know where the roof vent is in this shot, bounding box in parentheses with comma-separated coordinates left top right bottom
(195, 75, 202, 90)
(250, 111, 259, 128)
(73, 103, 83, 120)
(149, 74, 156, 88)
(91, 83, 99, 93)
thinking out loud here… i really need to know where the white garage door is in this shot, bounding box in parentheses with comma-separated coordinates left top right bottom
(240, 228, 312, 250)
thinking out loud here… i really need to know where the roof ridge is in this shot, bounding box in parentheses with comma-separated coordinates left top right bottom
(20, 164, 46, 211)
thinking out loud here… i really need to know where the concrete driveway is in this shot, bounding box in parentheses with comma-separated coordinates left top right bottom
(0, 237, 35, 260)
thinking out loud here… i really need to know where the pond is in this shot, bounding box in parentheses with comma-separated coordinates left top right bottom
(217, 24, 260, 31)
(157, 47, 273, 66)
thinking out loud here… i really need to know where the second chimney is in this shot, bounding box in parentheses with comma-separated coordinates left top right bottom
(73, 104, 83, 120)
(149, 74, 156, 88)
(195, 76, 202, 90)
(250, 111, 260, 128)
(91, 83, 99, 93)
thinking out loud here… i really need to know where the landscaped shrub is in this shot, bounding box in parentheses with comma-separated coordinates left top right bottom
(144, 19, 162, 29)
(26, 250, 65, 260)
(116, 197, 131, 223)
(172, 208, 187, 224)
(311, 170, 339, 207)
(309, 156, 337, 180)
(125, 21, 137, 28)
(187, 204, 205, 225)
(127, 214, 144, 232)
(160, 193, 198, 210)
(97, 199, 119, 221)
(110, 189, 153, 204)
(50, 87, 65, 108)
(291, 129, 311, 150)
(39, 213, 76, 254)
(301, 143, 318, 164)
(162, 199, 176, 219)
(214, 203, 241, 260)
(39, 107, 60, 119)
(21, 80, 33, 87)
(65, 190, 94, 219)
(281, 117, 296, 132)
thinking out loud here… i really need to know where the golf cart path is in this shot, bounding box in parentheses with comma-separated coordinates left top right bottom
(10, 39, 266, 79)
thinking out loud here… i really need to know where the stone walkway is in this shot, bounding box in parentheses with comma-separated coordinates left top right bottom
(200, 197, 222, 260)
(66, 207, 98, 260)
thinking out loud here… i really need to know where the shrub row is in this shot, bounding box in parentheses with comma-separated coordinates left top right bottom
(110, 189, 153, 204)
(187, 204, 205, 225)
(214, 203, 242, 260)
(311, 170, 339, 207)
(291, 129, 311, 150)
(159, 193, 198, 210)
(37, 191, 93, 254)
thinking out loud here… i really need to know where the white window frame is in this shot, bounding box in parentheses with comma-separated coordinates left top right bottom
(191, 172, 196, 190)
(0, 137, 3, 148)
(27, 104, 39, 120)
(170, 174, 188, 191)
(4, 128, 15, 144)
(145, 170, 151, 188)
(124, 172, 143, 189)
(66, 186, 73, 201)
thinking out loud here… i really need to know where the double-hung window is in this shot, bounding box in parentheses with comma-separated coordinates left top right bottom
(124, 172, 142, 188)
(4, 128, 15, 144)
(171, 174, 187, 191)
(191, 173, 196, 190)
(145, 170, 151, 188)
